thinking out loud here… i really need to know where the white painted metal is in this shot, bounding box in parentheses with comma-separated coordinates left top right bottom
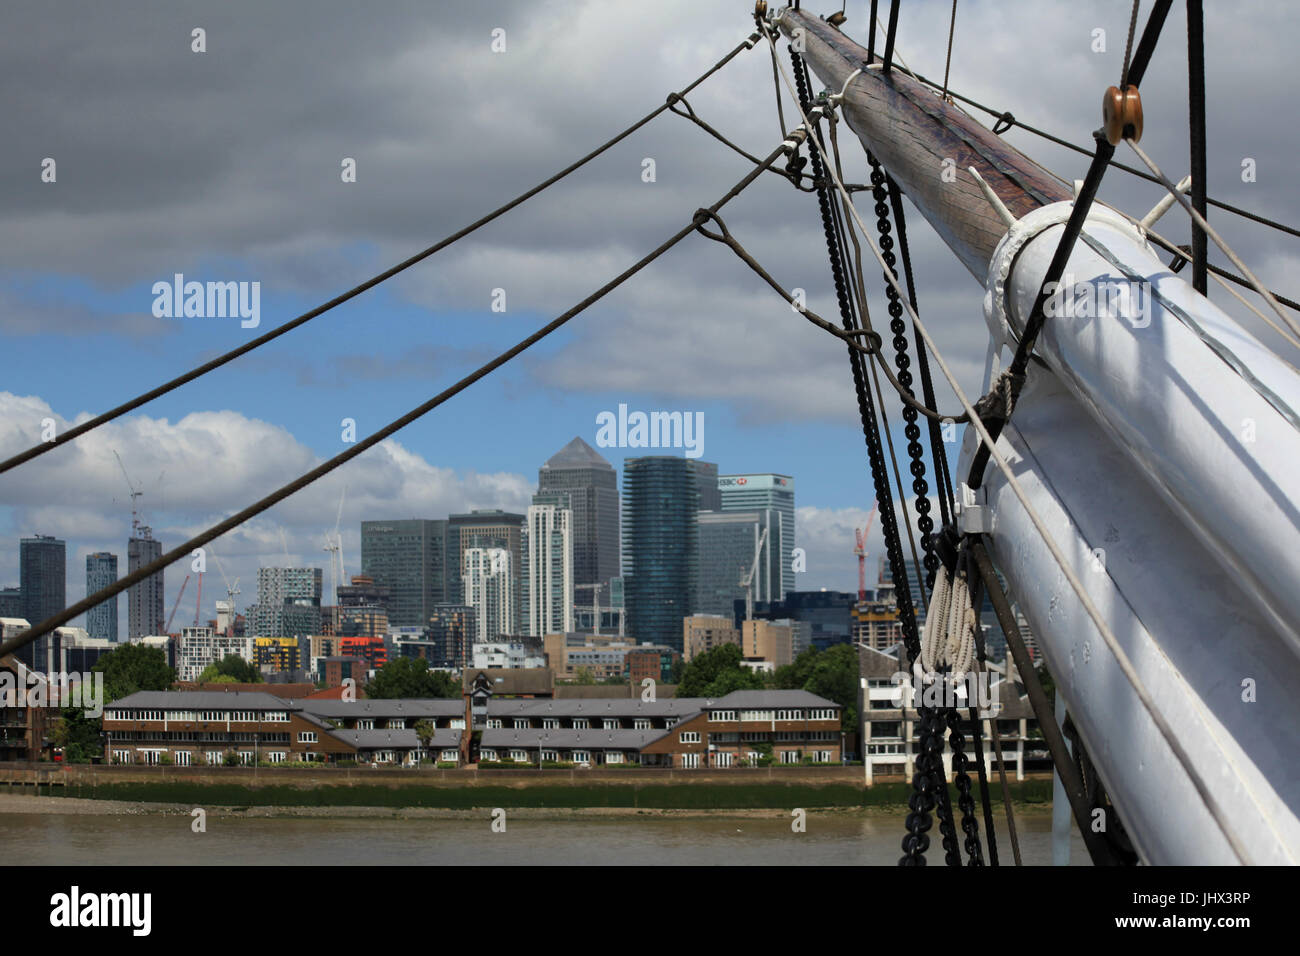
(966, 370, 1300, 864)
(985, 202, 1300, 656)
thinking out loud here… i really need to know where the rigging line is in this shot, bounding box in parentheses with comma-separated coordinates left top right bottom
(1125, 0, 1175, 91)
(1120, 0, 1141, 91)
(1143, 228, 1300, 318)
(0, 138, 794, 661)
(1129, 139, 1300, 340)
(690, 211, 966, 422)
(887, 173, 957, 530)
(762, 18, 1252, 864)
(905, 72, 1300, 244)
(0, 30, 764, 479)
(940, 0, 957, 102)
(881, 0, 902, 74)
(827, 116, 929, 616)
(666, 92, 810, 190)
(1187, 0, 1208, 294)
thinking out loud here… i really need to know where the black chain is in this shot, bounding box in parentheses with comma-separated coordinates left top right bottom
(866, 151, 939, 592)
(945, 705, 985, 865)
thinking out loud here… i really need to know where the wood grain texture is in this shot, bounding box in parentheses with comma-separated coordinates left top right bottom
(781, 10, 1070, 280)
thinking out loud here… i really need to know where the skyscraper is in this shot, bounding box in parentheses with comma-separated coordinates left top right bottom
(537, 437, 620, 601)
(85, 552, 119, 642)
(20, 535, 65, 629)
(360, 519, 447, 627)
(446, 510, 524, 621)
(464, 547, 515, 641)
(692, 460, 721, 511)
(719, 474, 796, 598)
(622, 456, 698, 651)
(696, 509, 781, 618)
(522, 493, 574, 637)
(127, 530, 164, 639)
(246, 567, 323, 638)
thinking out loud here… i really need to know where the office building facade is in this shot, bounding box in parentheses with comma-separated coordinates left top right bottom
(464, 547, 515, 642)
(719, 474, 795, 598)
(360, 519, 448, 628)
(84, 552, 118, 642)
(20, 535, 65, 631)
(522, 495, 574, 637)
(696, 509, 782, 618)
(537, 437, 620, 602)
(127, 531, 164, 639)
(622, 456, 698, 651)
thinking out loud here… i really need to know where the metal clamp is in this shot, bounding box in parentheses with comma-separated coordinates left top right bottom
(957, 482, 992, 535)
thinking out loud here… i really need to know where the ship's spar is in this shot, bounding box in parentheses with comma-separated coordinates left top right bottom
(773, 5, 1300, 865)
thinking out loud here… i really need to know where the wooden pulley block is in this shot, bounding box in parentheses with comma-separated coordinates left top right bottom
(1102, 85, 1143, 145)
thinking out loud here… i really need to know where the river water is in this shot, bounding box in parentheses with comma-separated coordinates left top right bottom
(6, 809, 1089, 865)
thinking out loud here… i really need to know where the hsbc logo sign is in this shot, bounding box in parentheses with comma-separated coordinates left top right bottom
(718, 475, 793, 491)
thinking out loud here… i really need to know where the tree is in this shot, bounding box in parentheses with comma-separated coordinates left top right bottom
(92, 643, 175, 703)
(676, 643, 765, 698)
(50, 708, 103, 763)
(366, 657, 460, 699)
(574, 667, 596, 686)
(196, 655, 261, 684)
(413, 719, 437, 762)
(773, 644, 859, 730)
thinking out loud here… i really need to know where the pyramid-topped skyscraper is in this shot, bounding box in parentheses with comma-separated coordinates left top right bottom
(538, 437, 619, 602)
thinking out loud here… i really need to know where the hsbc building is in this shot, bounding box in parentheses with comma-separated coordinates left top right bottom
(717, 474, 795, 598)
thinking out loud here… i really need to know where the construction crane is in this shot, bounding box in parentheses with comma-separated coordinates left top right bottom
(854, 501, 879, 601)
(112, 449, 144, 536)
(165, 575, 190, 633)
(739, 525, 770, 623)
(322, 486, 347, 604)
(212, 551, 241, 637)
(574, 582, 604, 636)
(193, 569, 203, 626)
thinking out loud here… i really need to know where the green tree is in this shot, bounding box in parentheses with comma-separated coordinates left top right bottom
(772, 644, 858, 730)
(676, 643, 765, 698)
(49, 708, 104, 763)
(92, 643, 175, 703)
(413, 719, 437, 762)
(573, 667, 596, 686)
(366, 657, 460, 699)
(196, 654, 261, 684)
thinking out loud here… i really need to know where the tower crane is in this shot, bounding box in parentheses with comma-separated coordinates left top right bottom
(739, 525, 770, 622)
(854, 501, 879, 601)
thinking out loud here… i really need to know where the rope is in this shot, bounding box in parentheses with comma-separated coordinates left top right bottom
(882, 0, 901, 74)
(1120, 0, 1141, 90)
(0, 31, 764, 478)
(0, 138, 792, 661)
(940, 0, 957, 102)
(1129, 139, 1300, 340)
(763, 16, 1252, 864)
(900, 69, 1300, 243)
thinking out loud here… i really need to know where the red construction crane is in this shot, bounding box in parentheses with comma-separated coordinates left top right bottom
(854, 501, 879, 601)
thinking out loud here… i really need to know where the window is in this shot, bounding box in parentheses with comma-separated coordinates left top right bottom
(739, 709, 774, 722)
(603, 719, 619, 730)
(388, 719, 406, 730)
(809, 708, 837, 720)
(113, 750, 131, 764)
(450, 718, 466, 730)
(572, 718, 589, 729)
(604, 752, 623, 764)
(509, 749, 528, 762)
(441, 750, 459, 762)
(780, 750, 801, 764)
(175, 751, 191, 766)
(481, 749, 498, 761)
(713, 752, 733, 768)
(206, 751, 224, 764)
(680, 753, 700, 769)
(709, 710, 737, 722)
(634, 718, 651, 730)
(298, 731, 318, 743)
(571, 750, 591, 764)
(267, 752, 286, 763)
(815, 751, 832, 763)
(540, 749, 558, 762)
(514, 719, 530, 729)
(542, 718, 559, 729)
(679, 731, 700, 743)
(238, 751, 255, 765)
(359, 719, 375, 730)
(486, 719, 503, 729)
(776, 709, 802, 721)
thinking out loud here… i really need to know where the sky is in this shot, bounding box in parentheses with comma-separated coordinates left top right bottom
(2, 0, 1298, 633)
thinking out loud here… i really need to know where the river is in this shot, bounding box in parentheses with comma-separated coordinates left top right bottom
(5, 806, 1089, 865)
